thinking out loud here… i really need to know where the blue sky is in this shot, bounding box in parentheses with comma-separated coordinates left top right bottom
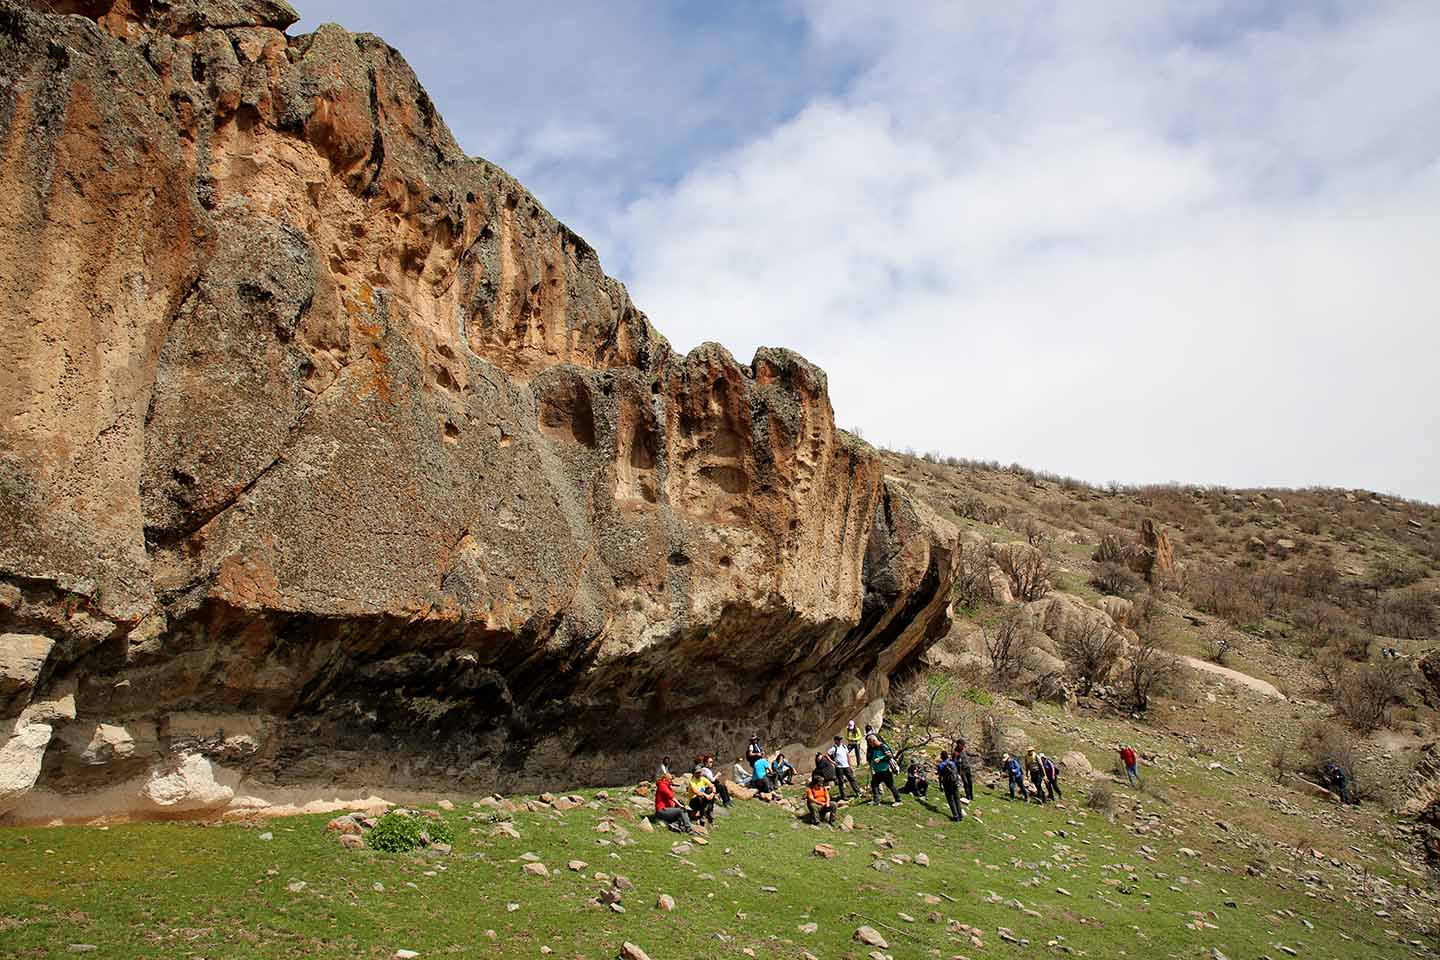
(294, 1, 1440, 501)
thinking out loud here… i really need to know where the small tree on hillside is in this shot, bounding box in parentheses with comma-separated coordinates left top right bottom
(953, 541, 995, 610)
(1059, 617, 1122, 696)
(984, 612, 1031, 685)
(991, 543, 1051, 602)
(1128, 636, 1187, 710)
(883, 670, 970, 765)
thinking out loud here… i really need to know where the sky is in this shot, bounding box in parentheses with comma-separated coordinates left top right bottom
(295, 1, 1440, 502)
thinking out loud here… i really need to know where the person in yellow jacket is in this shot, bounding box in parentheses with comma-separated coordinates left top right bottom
(686, 766, 718, 826)
(844, 720, 863, 764)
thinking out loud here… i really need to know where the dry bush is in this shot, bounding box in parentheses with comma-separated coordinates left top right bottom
(953, 541, 996, 611)
(1268, 740, 1292, 783)
(1185, 565, 1265, 626)
(1092, 533, 1129, 565)
(991, 543, 1051, 602)
(1300, 721, 1375, 800)
(1059, 617, 1122, 696)
(1128, 636, 1188, 710)
(886, 669, 972, 764)
(1334, 660, 1410, 732)
(1130, 591, 1164, 633)
(1203, 624, 1237, 665)
(1366, 557, 1427, 593)
(1371, 586, 1437, 640)
(1024, 518, 1052, 549)
(1086, 780, 1117, 820)
(1314, 645, 1346, 695)
(980, 711, 1023, 764)
(984, 612, 1031, 685)
(1092, 561, 1141, 597)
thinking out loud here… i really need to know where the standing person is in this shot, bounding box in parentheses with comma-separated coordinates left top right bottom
(867, 734, 903, 806)
(700, 755, 731, 808)
(773, 753, 796, 786)
(653, 773, 693, 833)
(805, 775, 837, 825)
(687, 765, 718, 826)
(1324, 760, 1352, 804)
(1040, 753, 1061, 800)
(813, 750, 837, 786)
(1118, 744, 1140, 787)
(900, 760, 929, 798)
(828, 736, 859, 801)
(655, 756, 672, 782)
(953, 739, 975, 802)
(1003, 754, 1028, 801)
(1025, 749, 1047, 803)
(745, 735, 765, 768)
(937, 751, 964, 821)
(844, 720, 864, 765)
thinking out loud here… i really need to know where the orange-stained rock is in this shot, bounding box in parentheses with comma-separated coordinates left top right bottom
(0, 0, 958, 819)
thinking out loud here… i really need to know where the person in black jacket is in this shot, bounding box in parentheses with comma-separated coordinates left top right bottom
(952, 738, 975, 802)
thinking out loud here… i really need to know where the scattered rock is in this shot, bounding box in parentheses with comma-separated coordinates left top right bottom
(813, 844, 838, 859)
(522, 862, 549, 877)
(656, 894, 675, 911)
(853, 926, 889, 948)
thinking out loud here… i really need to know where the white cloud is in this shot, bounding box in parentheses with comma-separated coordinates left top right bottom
(610, 0, 1440, 500)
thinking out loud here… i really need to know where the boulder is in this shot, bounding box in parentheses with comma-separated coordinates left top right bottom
(0, 634, 53, 706)
(0, 0, 960, 818)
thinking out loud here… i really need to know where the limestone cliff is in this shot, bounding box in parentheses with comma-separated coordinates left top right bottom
(0, 0, 958, 819)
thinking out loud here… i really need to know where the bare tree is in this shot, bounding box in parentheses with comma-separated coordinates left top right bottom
(991, 543, 1051, 602)
(1334, 660, 1409, 733)
(1128, 636, 1187, 710)
(1024, 519, 1052, 549)
(1203, 624, 1236, 665)
(952, 541, 995, 611)
(1059, 617, 1122, 696)
(984, 612, 1031, 685)
(884, 670, 970, 765)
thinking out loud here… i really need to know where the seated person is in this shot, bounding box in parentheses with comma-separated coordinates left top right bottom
(805, 775, 836, 825)
(772, 752, 796, 786)
(900, 761, 929, 798)
(653, 773, 693, 833)
(700, 755, 732, 807)
(749, 755, 776, 793)
(686, 765, 718, 826)
(733, 757, 752, 784)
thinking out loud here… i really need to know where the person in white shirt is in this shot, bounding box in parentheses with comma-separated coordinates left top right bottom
(828, 735, 859, 800)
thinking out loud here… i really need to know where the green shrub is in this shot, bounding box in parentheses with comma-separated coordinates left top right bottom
(962, 687, 992, 706)
(365, 811, 454, 853)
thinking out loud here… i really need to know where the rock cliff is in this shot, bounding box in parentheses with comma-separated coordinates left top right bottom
(0, 0, 958, 819)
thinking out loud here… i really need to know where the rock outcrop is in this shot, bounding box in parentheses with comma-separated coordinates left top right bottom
(0, 1, 958, 818)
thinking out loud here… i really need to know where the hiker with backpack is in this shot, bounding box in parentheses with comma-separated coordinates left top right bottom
(828, 735, 860, 800)
(1118, 744, 1140, 787)
(745, 735, 765, 768)
(937, 751, 964, 821)
(1324, 760, 1352, 804)
(952, 738, 975, 802)
(867, 734, 903, 806)
(653, 772, 694, 833)
(805, 774, 836, 825)
(1003, 753, 1028, 801)
(813, 749, 837, 787)
(1025, 749, 1047, 803)
(1040, 752, 1061, 800)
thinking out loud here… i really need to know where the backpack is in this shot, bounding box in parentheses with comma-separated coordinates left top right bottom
(938, 760, 959, 788)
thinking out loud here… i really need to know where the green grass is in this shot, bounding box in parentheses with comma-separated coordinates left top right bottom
(1, 783, 1432, 960)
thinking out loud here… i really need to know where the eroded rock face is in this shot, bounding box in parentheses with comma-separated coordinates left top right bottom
(0, 1, 957, 818)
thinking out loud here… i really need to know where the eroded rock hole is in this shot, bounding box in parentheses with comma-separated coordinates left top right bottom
(538, 382, 596, 448)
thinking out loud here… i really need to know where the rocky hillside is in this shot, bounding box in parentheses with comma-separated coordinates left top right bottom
(0, 0, 959, 821)
(879, 450, 1440, 875)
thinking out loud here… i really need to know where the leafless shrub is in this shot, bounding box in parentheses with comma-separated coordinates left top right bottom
(1203, 624, 1236, 665)
(1059, 618, 1122, 696)
(953, 541, 996, 611)
(1372, 586, 1437, 640)
(984, 612, 1031, 685)
(1299, 721, 1378, 801)
(1334, 660, 1410, 732)
(1268, 741, 1291, 784)
(1024, 519, 1052, 549)
(1092, 561, 1141, 596)
(1185, 565, 1265, 626)
(1092, 533, 1128, 565)
(1366, 557, 1427, 593)
(1128, 636, 1189, 710)
(991, 543, 1051, 602)
(1086, 780, 1117, 820)
(886, 669, 971, 765)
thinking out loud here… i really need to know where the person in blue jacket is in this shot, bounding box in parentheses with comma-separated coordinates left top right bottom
(1003, 753, 1028, 801)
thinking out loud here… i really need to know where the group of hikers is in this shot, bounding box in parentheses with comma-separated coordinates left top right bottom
(651, 721, 1152, 834)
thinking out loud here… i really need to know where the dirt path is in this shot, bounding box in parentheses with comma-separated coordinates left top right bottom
(1181, 655, 1287, 700)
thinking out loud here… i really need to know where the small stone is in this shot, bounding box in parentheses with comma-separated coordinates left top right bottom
(339, 834, 364, 850)
(657, 894, 676, 911)
(286, 881, 306, 893)
(813, 843, 838, 859)
(798, 922, 818, 934)
(915, 852, 929, 867)
(853, 926, 889, 948)
(393, 952, 418, 960)
(437, 799, 454, 811)
(258, 832, 273, 841)
(67, 948, 97, 955)
(636, 817, 654, 833)
(522, 862, 549, 877)
(372, 882, 385, 892)
(568, 860, 588, 872)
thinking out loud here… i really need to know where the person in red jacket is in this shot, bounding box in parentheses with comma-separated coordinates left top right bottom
(1118, 744, 1140, 787)
(654, 773, 694, 833)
